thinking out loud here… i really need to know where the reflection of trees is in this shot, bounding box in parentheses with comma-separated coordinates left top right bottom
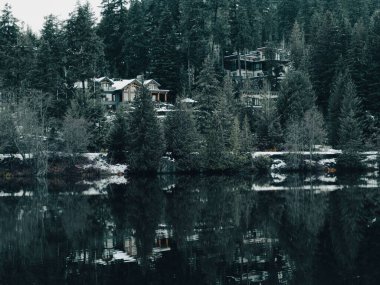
(124, 177, 164, 265)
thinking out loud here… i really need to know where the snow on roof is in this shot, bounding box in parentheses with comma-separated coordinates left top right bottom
(143, 79, 161, 87)
(94, 76, 114, 83)
(181, 98, 197, 103)
(112, 79, 141, 90)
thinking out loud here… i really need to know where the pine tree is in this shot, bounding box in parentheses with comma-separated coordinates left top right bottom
(194, 56, 221, 134)
(328, 70, 349, 147)
(164, 104, 199, 172)
(289, 21, 309, 71)
(277, 0, 300, 39)
(107, 109, 129, 163)
(337, 79, 364, 169)
(367, 11, 380, 116)
(240, 115, 253, 153)
(98, 0, 128, 77)
(0, 4, 20, 87)
(310, 11, 348, 113)
(277, 70, 315, 127)
(127, 87, 165, 173)
(149, 0, 181, 96)
(338, 80, 363, 151)
(347, 19, 370, 108)
(203, 112, 225, 171)
(32, 15, 66, 102)
(122, 0, 150, 78)
(65, 3, 105, 88)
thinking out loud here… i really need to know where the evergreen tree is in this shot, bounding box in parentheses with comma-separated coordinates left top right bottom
(127, 87, 165, 173)
(337, 79, 364, 169)
(277, 0, 300, 39)
(240, 115, 253, 152)
(194, 56, 221, 134)
(328, 70, 349, 147)
(107, 109, 129, 163)
(65, 3, 105, 89)
(149, 0, 181, 96)
(179, 0, 208, 73)
(310, 11, 348, 113)
(277, 70, 315, 127)
(164, 104, 199, 172)
(0, 4, 20, 87)
(254, 99, 283, 150)
(203, 112, 225, 171)
(338, 80, 363, 151)
(98, 0, 128, 77)
(122, 0, 150, 77)
(367, 10, 380, 116)
(347, 19, 370, 108)
(289, 21, 309, 71)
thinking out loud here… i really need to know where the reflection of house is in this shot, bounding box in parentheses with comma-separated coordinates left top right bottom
(224, 47, 289, 108)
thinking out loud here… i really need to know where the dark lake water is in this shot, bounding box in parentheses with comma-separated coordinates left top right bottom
(0, 173, 379, 285)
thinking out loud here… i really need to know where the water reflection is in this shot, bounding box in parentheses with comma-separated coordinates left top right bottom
(0, 174, 379, 284)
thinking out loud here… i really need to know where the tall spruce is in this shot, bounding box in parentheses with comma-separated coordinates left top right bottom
(0, 4, 20, 87)
(277, 70, 315, 127)
(328, 70, 349, 147)
(98, 0, 128, 77)
(338, 79, 363, 151)
(65, 3, 105, 89)
(164, 103, 199, 171)
(127, 86, 165, 173)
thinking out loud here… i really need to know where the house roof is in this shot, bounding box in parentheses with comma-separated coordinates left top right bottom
(143, 79, 161, 87)
(94, 76, 114, 84)
(112, 79, 141, 90)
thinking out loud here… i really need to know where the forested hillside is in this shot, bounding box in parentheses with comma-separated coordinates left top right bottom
(0, 0, 379, 174)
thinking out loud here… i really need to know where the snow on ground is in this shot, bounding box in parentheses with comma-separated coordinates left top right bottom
(81, 153, 128, 175)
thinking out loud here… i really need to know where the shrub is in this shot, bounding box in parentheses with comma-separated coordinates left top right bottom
(252, 156, 273, 173)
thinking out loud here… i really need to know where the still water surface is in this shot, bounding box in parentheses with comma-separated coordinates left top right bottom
(0, 174, 379, 284)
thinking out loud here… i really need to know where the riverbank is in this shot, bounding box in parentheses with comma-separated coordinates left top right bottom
(0, 153, 127, 178)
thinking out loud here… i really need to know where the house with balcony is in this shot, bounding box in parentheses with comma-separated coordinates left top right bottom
(224, 47, 289, 108)
(74, 76, 170, 108)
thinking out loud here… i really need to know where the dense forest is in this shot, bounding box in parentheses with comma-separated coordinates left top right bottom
(0, 0, 380, 175)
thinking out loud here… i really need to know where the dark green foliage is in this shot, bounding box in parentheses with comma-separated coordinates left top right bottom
(252, 155, 272, 173)
(149, 1, 181, 96)
(164, 106, 200, 172)
(107, 110, 129, 164)
(338, 79, 363, 151)
(122, 0, 150, 77)
(0, 108, 17, 153)
(127, 88, 165, 173)
(65, 3, 105, 86)
(277, 70, 315, 127)
(98, 0, 128, 77)
(336, 151, 365, 171)
(310, 11, 348, 113)
(328, 70, 349, 147)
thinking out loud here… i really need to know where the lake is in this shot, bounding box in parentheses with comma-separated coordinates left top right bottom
(0, 173, 379, 284)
